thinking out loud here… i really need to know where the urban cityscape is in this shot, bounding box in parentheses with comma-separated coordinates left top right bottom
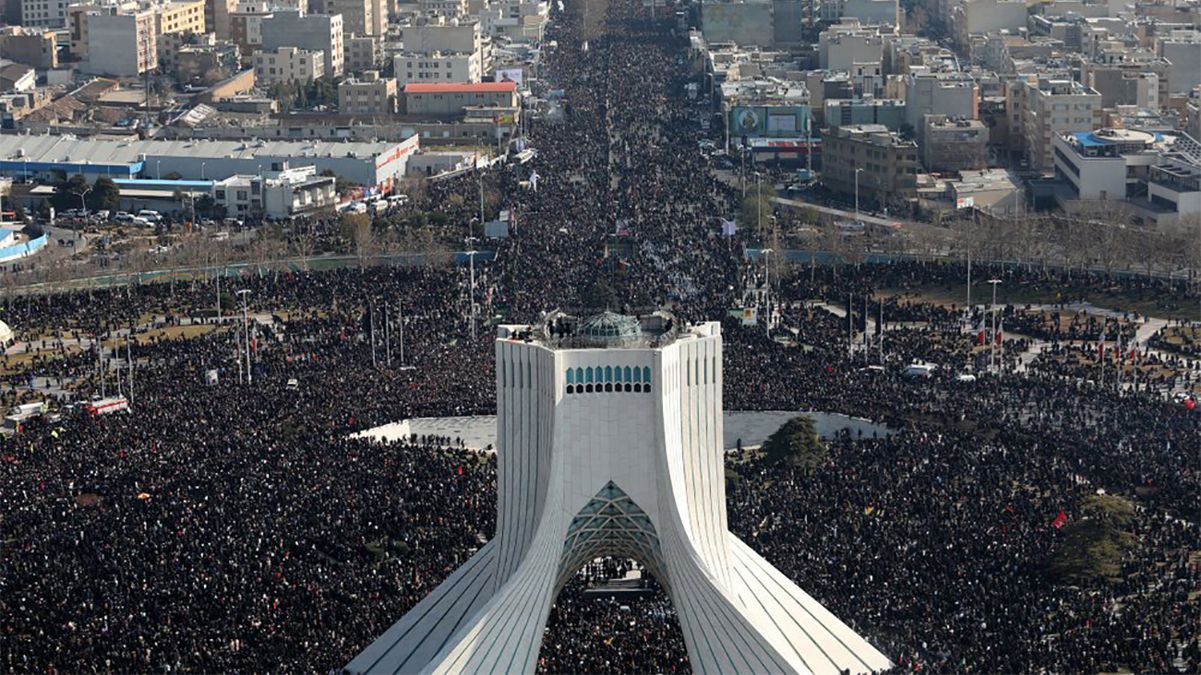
(0, 0, 1197, 670)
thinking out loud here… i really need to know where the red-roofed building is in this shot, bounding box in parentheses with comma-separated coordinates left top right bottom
(402, 81, 520, 118)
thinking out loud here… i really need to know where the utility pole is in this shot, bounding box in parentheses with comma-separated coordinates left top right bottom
(988, 279, 1001, 374)
(216, 271, 221, 320)
(237, 289, 252, 385)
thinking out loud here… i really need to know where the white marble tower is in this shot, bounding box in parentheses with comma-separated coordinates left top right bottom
(346, 312, 891, 675)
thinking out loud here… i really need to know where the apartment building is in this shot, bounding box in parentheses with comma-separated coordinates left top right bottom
(1017, 76, 1102, 172)
(154, 0, 206, 35)
(338, 70, 397, 115)
(205, 0, 237, 38)
(84, 10, 158, 76)
(67, 4, 100, 60)
(311, 0, 386, 36)
(401, 81, 517, 117)
(0, 27, 58, 69)
(260, 10, 344, 76)
(821, 123, 920, 207)
(395, 20, 482, 54)
(393, 50, 481, 85)
(900, 71, 979, 151)
(345, 34, 382, 71)
(922, 116, 988, 172)
(818, 20, 884, 71)
(19, 0, 68, 27)
(254, 46, 325, 86)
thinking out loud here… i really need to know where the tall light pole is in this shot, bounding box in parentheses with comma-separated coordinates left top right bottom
(755, 171, 762, 243)
(201, 161, 207, 180)
(761, 247, 773, 337)
(988, 278, 1001, 374)
(854, 167, 863, 222)
(237, 289, 252, 384)
(78, 185, 92, 246)
(466, 236, 478, 341)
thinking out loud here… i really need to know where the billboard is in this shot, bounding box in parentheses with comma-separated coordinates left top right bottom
(729, 106, 812, 139)
(495, 69, 524, 86)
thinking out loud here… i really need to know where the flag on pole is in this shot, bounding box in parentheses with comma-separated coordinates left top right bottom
(721, 218, 737, 237)
(995, 319, 1003, 346)
(976, 317, 986, 346)
(1051, 509, 1067, 529)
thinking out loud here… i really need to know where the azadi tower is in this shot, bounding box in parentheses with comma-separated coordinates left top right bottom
(347, 312, 892, 675)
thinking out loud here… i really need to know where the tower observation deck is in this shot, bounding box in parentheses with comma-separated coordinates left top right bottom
(346, 311, 892, 675)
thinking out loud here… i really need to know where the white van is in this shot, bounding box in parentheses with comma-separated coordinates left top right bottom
(137, 210, 162, 223)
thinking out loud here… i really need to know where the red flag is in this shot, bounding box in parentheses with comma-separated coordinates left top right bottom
(995, 320, 1003, 345)
(1098, 342, 1105, 359)
(1051, 509, 1067, 529)
(456, 465, 464, 476)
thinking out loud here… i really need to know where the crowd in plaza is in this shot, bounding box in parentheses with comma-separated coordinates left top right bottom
(0, 0, 1198, 672)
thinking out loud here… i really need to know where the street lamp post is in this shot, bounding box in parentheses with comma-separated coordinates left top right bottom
(201, 161, 206, 180)
(755, 171, 762, 243)
(761, 247, 773, 337)
(988, 278, 1001, 373)
(854, 167, 863, 222)
(155, 161, 161, 180)
(466, 236, 478, 341)
(76, 185, 92, 247)
(237, 289, 252, 384)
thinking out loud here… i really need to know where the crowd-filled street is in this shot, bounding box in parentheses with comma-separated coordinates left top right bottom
(1, 0, 1198, 672)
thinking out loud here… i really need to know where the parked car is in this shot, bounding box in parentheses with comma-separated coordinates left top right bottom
(113, 212, 134, 224)
(137, 210, 162, 223)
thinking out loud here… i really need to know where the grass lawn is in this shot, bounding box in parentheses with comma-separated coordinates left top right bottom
(0, 344, 84, 376)
(105, 324, 226, 348)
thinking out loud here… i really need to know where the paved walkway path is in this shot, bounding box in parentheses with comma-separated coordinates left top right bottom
(354, 411, 896, 451)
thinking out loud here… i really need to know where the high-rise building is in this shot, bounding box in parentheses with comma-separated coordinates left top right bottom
(346, 312, 892, 675)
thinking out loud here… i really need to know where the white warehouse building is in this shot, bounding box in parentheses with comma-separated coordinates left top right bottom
(347, 311, 892, 675)
(0, 134, 419, 190)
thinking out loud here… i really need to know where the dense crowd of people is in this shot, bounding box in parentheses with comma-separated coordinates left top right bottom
(1, 0, 1198, 671)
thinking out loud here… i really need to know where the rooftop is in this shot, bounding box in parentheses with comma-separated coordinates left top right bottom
(0, 134, 409, 166)
(499, 310, 705, 350)
(403, 82, 517, 94)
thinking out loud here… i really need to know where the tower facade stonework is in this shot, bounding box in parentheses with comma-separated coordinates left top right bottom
(347, 313, 891, 674)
